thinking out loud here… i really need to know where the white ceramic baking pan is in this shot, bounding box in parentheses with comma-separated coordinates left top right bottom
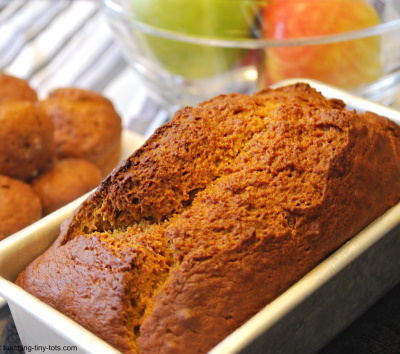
(1, 80, 400, 354)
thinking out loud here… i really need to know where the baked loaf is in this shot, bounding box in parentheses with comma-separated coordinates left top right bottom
(40, 88, 122, 176)
(16, 83, 400, 353)
(0, 175, 42, 240)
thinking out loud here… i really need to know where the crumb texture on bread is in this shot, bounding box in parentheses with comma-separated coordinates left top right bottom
(16, 83, 400, 353)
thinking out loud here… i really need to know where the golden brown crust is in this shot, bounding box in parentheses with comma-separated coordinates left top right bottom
(40, 88, 122, 176)
(31, 158, 103, 215)
(59, 83, 344, 242)
(0, 102, 55, 181)
(16, 83, 400, 353)
(138, 106, 400, 352)
(0, 175, 42, 240)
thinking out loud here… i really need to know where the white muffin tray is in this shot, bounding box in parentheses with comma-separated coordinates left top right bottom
(1, 80, 400, 354)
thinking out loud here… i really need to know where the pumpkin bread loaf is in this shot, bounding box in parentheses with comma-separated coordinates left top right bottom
(16, 83, 400, 353)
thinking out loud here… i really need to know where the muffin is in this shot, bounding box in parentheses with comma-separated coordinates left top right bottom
(0, 101, 55, 180)
(0, 175, 42, 241)
(32, 158, 103, 215)
(0, 72, 38, 103)
(40, 88, 122, 176)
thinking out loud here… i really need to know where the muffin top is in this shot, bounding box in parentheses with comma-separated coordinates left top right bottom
(0, 72, 38, 103)
(0, 101, 55, 180)
(40, 88, 122, 166)
(32, 158, 102, 215)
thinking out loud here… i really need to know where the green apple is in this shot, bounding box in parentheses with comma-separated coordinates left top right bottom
(130, 0, 261, 79)
(263, 0, 382, 90)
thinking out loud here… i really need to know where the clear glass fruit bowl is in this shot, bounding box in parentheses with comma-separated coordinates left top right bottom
(101, 0, 400, 113)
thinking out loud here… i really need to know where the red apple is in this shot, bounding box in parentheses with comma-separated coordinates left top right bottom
(263, 0, 382, 90)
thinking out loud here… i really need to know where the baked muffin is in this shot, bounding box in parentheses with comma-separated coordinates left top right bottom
(32, 158, 103, 215)
(40, 88, 122, 177)
(0, 72, 38, 103)
(0, 175, 42, 241)
(0, 101, 55, 181)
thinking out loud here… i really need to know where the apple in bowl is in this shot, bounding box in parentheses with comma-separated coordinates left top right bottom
(263, 0, 382, 90)
(130, 0, 261, 80)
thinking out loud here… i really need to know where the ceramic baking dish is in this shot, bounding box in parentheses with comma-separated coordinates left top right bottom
(1, 80, 400, 354)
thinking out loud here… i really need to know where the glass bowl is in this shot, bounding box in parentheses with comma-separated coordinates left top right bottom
(101, 0, 400, 113)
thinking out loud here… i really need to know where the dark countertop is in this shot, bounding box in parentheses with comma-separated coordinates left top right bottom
(0, 305, 10, 341)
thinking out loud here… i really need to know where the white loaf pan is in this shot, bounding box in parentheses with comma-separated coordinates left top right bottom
(2, 79, 400, 354)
